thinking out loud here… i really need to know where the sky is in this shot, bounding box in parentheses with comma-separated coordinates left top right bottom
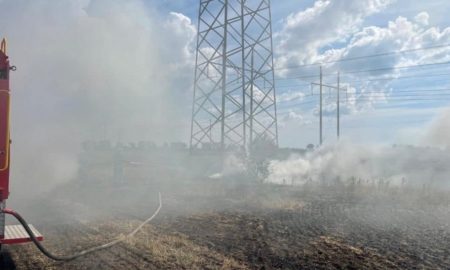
(267, 0, 450, 147)
(151, 0, 450, 148)
(0, 0, 449, 186)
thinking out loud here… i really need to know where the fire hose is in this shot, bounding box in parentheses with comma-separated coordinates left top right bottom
(2, 192, 162, 261)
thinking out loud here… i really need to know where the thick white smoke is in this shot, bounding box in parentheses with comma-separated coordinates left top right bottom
(267, 108, 450, 189)
(0, 0, 196, 200)
(426, 107, 450, 148)
(267, 142, 450, 188)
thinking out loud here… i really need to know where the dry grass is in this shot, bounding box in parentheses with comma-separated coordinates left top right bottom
(130, 231, 246, 269)
(5, 179, 450, 269)
(7, 219, 248, 270)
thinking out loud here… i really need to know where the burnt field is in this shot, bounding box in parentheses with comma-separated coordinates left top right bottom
(2, 176, 450, 270)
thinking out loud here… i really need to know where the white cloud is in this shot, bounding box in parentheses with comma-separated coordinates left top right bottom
(275, 0, 394, 71)
(278, 91, 306, 102)
(334, 15, 450, 74)
(279, 110, 312, 128)
(165, 12, 196, 67)
(414, 12, 430, 26)
(265, 0, 450, 147)
(276, 3, 450, 121)
(283, 110, 304, 122)
(275, 0, 450, 81)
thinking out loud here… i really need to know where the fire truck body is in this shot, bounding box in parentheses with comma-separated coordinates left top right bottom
(0, 38, 11, 242)
(0, 38, 43, 246)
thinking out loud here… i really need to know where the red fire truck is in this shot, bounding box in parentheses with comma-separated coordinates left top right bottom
(0, 38, 43, 247)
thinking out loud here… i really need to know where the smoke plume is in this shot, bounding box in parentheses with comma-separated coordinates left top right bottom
(426, 107, 450, 149)
(267, 108, 450, 189)
(0, 0, 196, 202)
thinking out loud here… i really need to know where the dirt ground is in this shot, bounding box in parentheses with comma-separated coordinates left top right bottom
(1, 178, 450, 269)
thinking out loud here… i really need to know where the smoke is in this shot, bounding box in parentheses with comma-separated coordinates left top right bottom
(0, 0, 196, 201)
(209, 154, 247, 179)
(425, 107, 450, 149)
(267, 141, 450, 188)
(267, 108, 450, 188)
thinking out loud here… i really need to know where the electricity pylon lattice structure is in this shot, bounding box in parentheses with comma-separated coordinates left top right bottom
(190, 0, 278, 151)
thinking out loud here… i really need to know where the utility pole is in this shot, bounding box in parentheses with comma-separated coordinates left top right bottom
(311, 71, 347, 144)
(319, 66, 323, 145)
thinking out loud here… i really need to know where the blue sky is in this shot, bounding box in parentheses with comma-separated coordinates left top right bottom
(1, 0, 449, 150)
(151, 0, 450, 147)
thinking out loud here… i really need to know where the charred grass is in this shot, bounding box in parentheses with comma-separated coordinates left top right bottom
(3, 179, 450, 269)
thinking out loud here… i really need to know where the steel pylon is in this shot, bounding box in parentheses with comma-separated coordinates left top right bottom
(190, 0, 278, 152)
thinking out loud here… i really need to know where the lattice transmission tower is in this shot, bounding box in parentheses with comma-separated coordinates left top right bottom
(190, 0, 278, 152)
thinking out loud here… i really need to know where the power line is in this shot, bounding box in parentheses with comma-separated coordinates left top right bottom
(276, 83, 312, 88)
(345, 97, 450, 102)
(277, 89, 450, 104)
(274, 43, 450, 70)
(340, 73, 450, 85)
(277, 96, 450, 107)
(348, 90, 450, 98)
(275, 90, 450, 111)
(347, 94, 450, 99)
(277, 94, 314, 104)
(280, 99, 317, 107)
(343, 61, 450, 75)
(275, 71, 450, 89)
(388, 88, 450, 93)
(276, 73, 450, 89)
(276, 61, 450, 81)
